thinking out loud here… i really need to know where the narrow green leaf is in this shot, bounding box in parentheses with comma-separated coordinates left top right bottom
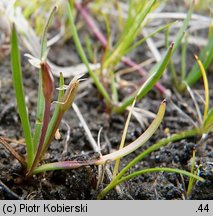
(40, 6, 57, 60)
(33, 6, 57, 152)
(96, 99, 166, 163)
(11, 24, 34, 168)
(173, 3, 193, 54)
(114, 43, 174, 113)
(181, 33, 189, 80)
(27, 62, 55, 176)
(113, 97, 136, 178)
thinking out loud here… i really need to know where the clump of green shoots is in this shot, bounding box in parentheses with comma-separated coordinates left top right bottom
(96, 55, 212, 199)
(0, 2, 206, 200)
(3, 7, 81, 176)
(67, 0, 175, 113)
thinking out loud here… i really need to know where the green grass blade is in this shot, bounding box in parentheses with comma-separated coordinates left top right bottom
(67, 0, 111, 105)
(40, 6, 57, 60)
(112, 98, 136, 178)
(186, 33, 213, 86)
(11, 24, 34, 168)
(181, 33, 189, 80)
(113, 43, 174, 113)
(173, 3, 193, 54)
(96, 100, 166, 164)
(33, 7, 57, 152)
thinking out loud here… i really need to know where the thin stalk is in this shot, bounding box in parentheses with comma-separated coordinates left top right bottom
(11, 24, 34, 168)
(113, 43, 174, 114)
(96, 99, 166, 163)
(67, 0, 111, 105)
(113, 98, 136, 178)
(97, 128, 201, 199)
(195, 55, 209, 120)
(27, 62, 54, 176)
(33, 6, 57, 152)
(111, 74, 118, 104)
(181, 33, 189, 80)
(40, 6, 57, 60)
(165, 27, 178, 87)
(33, 160, 91, 174)
(0, 137, 26, 167)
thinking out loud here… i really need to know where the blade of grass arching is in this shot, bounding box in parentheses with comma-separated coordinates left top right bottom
(186, 33, 213, 86)
(34, 98, 166, 174)
(112, 97, 136, 178)
(98, 128, 200, 199)
(117, 128, 200, 180)
(11, 24, 34, 168)
(165, 28, 177, 87)
(195, 55, 209, 120)
(97, 167, 204, 199)
(113, 43, 174, 114)
(40, 6, 57, 60)
(33, 6, 57, 152)
(67, 0, 111, 105)
(96, 99, 166, 163)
